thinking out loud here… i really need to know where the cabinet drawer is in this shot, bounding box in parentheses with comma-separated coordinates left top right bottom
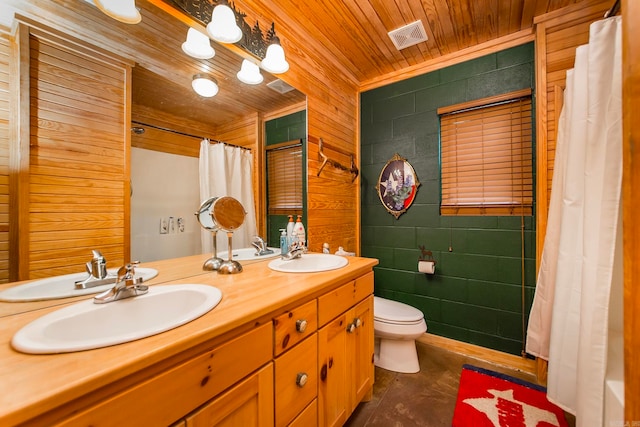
(275, 335, 318, 427)
(318, 272, 374, 326)
(58, 323, 273, 426)
(273, 299, 317, 356)
(288, 399, 317, 427)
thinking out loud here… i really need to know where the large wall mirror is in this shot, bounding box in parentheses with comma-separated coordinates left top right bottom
(0, 0, 306, 315)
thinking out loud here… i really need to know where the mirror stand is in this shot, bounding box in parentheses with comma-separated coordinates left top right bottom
(218, 232, 243, 274)
(202, 230, 224, 271)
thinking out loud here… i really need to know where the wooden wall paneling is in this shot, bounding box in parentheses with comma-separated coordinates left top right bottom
(533, 0, 611, 273)
(307, 134, 358, 253)
(131, 104, 218, 140)
(9, 24, 31, 281)
(622, 0, 640, 421)
(0, 32, 10, 282)
(216, 113, 263, 236)
(130, 126, 200, 157)
(146, 0, 360, 253)
(224, 0, 360, 254)
(23, 25, 133, 279)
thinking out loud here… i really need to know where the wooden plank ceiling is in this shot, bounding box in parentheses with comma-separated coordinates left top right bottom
(262, 0, 587, 84)
(129, 0, 304, 128)
(130, 0, 594, 126)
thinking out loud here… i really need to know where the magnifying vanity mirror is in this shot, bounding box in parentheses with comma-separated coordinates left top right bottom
(211, 196, 246, 274)
(196, 197, 223, 271)
(0, 0, 307, 316)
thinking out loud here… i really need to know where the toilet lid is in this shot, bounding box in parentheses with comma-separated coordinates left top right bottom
(374, 296, 424, 323)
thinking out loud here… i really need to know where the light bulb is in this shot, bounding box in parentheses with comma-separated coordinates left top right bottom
(182, 28, 215, 59)
(261, 43, 289, 74)
(94, 0, 141, 24)
(192, 75, 219, 97)
(206, 5, 242, 44)
(237, 59, 263, 85)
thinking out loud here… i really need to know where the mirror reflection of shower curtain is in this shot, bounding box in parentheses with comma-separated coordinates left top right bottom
(525, 16, 622, 425)
(199, 141, 257, 252)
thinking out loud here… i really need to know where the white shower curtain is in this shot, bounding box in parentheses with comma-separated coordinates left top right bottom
(199, 140, 257, 253)
(526, 16, 622, 425)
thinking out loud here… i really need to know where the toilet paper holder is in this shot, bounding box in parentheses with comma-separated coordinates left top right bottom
(418, 245, 436, 275)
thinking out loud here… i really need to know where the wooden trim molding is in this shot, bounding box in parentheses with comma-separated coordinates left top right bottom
(437, 88, 532, 115)
(534, 22, 549, 273)
(8, 24, 31, 282)
(622, 0, 640, 421)
(417, 333, 537, 376)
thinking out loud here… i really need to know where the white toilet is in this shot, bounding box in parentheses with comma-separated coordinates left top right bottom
(373, 296, 427, 374)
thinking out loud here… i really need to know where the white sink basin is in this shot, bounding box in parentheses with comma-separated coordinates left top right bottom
(11, 284, 222, 354)
(217, 247, 280, 261)
(268, 253, 349, 273)
(0, 268, 159, 302)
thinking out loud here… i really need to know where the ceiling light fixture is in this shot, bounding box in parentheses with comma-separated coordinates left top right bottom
(261, 39, 289, 74)
(94, 0, 141, 24)
(192, 74, 219, 97)
(206, 3, 242, 44)
(182, 28, 215, 59)
(237, 59, 264, 85)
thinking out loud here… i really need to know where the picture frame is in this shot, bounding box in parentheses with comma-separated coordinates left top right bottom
(377, 153, 420, 219)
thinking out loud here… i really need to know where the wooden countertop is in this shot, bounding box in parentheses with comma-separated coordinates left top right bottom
(0, 253, 378, 426)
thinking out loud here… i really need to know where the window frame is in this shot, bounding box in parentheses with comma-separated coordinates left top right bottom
(266, 139, 304, 216)
(438, 89, 534, 216)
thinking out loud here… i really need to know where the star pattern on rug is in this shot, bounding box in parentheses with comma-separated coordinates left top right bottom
(463, 388, 561, 427)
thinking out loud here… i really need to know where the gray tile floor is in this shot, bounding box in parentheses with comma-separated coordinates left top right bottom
(344, 341, 576, 427)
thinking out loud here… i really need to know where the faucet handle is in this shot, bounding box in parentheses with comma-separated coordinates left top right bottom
(116, 261, 140, 285)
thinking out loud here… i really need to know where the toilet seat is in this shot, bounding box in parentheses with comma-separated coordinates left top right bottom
(374, 296, 424, 324)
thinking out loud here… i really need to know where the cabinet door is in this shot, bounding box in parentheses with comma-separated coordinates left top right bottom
(274, 334, 317, 427)
(318, 312, 349, 427)
(185, 363, 274, 427)
(349, 296, 374, 411)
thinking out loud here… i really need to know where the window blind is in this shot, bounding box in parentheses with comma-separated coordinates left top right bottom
(267, 143, 303, 215)
(439, 93, 533, 216)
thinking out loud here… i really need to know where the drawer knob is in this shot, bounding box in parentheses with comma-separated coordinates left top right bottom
(295, 319, 308, 333)
(346, 323, 356, 333)
(353, 317, 362, 328)
(296, 372, 308, 387)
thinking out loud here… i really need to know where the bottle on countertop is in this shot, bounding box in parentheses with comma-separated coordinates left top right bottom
(279, 229, 288, 256)
(293, 215, 306, 247)
(286, 215, 295, 243)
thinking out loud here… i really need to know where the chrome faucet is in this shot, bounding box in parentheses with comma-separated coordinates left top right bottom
(281, 241, 306, 260)
(75, 250, 116, 289)
(251, 236, 274, 256)
(93, 262, 148, 304)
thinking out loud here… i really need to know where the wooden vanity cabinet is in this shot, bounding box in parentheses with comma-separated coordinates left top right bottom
(272, 299, 318, 426)
(272, 271, 374, 427)
(184, 363, 274, 427)
(54, 323, 273, 427)
(23, 270, 374, 427)
(317, 273, 374, 427)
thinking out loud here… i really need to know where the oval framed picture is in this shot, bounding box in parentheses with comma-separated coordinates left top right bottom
(377, 153, 420, 219)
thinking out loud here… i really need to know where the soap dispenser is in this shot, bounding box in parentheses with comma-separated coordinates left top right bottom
(279, 229, 288, 256)
(293, 215, 306, 247)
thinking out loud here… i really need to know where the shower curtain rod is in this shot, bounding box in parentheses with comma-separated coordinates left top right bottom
(604, 0, 620, 17)
(131, 120, 251, 151)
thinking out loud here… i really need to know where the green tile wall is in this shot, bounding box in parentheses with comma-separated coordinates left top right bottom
(265, 111, 307, 247)
(360, 43, 536, 355)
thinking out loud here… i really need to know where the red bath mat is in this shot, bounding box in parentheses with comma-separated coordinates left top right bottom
(452, 364, 568, 427)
